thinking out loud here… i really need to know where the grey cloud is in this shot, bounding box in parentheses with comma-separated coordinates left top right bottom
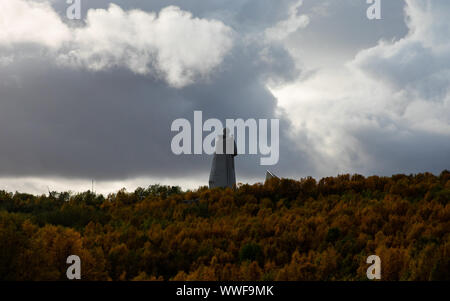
(1, 0, 449, 194)
(286, 0, 408, 67)
(272, 0, 450, 179)
(352, 0, 450, 103)
(353, 125, 450, 176)
(1, 2, 235, 88)
(0, 35, 311, 182)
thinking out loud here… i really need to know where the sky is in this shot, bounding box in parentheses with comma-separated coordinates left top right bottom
(0, 0, 449, 194)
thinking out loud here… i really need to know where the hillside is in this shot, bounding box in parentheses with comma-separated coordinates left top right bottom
(0, 171, 449, 281)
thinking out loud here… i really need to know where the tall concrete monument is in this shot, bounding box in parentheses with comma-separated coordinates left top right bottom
(209, 128, 237, 189)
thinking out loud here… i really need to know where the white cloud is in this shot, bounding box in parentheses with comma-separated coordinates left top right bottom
(353, 0, 450, 99)
(404, 0, 450, 51)
(0, 1, 234, 88)
(0, 0, 70, 48)
(270, 0, 450, 176)
(265, 0, 309, 41)
(67, 5, 234, 87)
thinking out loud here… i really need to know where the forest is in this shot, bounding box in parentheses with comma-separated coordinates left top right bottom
(0, 171, 449, 281)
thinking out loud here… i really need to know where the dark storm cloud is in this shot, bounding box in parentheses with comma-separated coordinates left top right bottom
(0, 36, 311, 181)
(353, 126, 450, 176)
(1, 0, 449, 191)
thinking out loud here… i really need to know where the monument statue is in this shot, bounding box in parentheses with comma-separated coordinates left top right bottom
(209, 128, 237, 189)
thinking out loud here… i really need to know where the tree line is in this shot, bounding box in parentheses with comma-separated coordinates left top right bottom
(0, 171, 449, 280)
